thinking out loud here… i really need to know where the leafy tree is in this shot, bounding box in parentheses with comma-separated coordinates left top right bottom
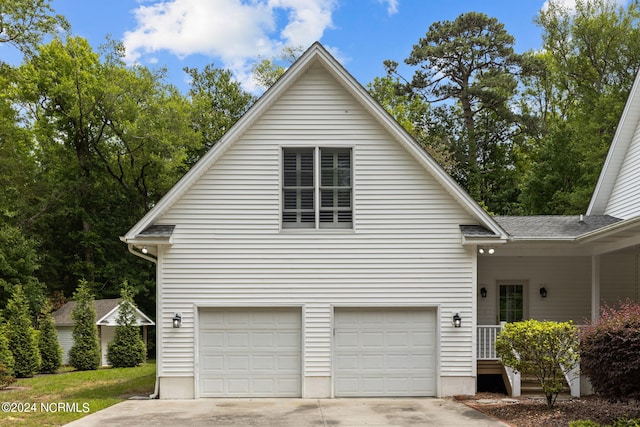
(5, 285, 40, 377)
(385, 12, 526, 212)
(579, 300, 640, 401)
(496, 319, 579, 408)
(0, 0, 69, 56)
(185, 64, 255, 162)
(68, 280, 100, 371)
(250, 45, 305, 89)
(37, 300, 62, 373)
(521, 0, 640, 214)
(107, 281, 146, 368)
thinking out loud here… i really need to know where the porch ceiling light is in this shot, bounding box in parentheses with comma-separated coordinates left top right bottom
(141, 246, 148, 254)
(540, 287, 548, 298)
(172, 313, 182, 328)
(478, 247, 495, 255)
(453, 313, 462, 328)
(480, 287, 487, 298)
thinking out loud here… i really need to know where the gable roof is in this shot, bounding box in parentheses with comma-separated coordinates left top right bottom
(52, 298, 154, 327)
(588, 69, 640, 215)
(122, 42, 506, 244)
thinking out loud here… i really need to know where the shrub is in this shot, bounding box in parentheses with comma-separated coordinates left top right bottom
(68, 280, 101, 371)
(496, 319, 579, 408)
(580, 300, 640, 401)
(0, 363, 16, 389)
(0, 326, 15, 378)
(38, 300, 62, 373)
(5, 285, 41, 377)
(107, 282, 146, 368)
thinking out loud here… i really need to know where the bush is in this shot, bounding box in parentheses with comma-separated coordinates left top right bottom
(107, 282, 146, 368)
(68, 280, 101, 371)
(0, 325, 15, 377)
(5, 285, 40, 377)
(0, 363, 16, 389)
(496, 319, 579, 408)
(38, 300, 62, 373)
(580, 300, 640, 401)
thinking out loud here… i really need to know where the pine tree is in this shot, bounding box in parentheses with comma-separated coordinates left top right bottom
(5, 285, 40, 377)
(107, 281, 146, 368)
(0, 324, 16, 388)
(38, 300, 62, 373)
(68, 280, 100, 371)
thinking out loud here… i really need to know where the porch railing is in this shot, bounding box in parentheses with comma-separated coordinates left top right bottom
(477, 325, 501, 360)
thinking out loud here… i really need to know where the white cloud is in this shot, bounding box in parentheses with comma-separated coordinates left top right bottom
(123, 0, 338, 88)
(377, 0, 398, 15)
(542, 0, 629, 12)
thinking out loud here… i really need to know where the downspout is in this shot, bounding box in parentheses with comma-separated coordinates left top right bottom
(127, 244, 160, 399)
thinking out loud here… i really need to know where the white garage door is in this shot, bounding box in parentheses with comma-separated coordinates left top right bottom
(334, 308, 436, 397)
(198, 307, 301, 397)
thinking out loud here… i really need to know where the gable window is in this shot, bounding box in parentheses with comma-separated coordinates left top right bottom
(282, 147, 352, 229)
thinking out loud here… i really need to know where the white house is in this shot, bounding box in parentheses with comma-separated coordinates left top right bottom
(122, 42, 640, 399)
(53, 298, 155, 366)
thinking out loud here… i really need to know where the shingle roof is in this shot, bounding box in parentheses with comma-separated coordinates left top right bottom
(137, 224, 175, 238)
(493, 215, 622, 239)
(459, 225, 499, 238)
(52, 298, 122, 326)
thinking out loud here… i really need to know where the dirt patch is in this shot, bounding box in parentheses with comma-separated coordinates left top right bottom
(459, 394, 640, 427)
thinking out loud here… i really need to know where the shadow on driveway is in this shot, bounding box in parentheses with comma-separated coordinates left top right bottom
(66, 397, 508, 426)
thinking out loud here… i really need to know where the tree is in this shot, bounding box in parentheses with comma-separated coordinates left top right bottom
(0, 0, 69, 56)
(37, 300, 62, 373)
(496, 320, 579, 408)
(68, 280, 100, 371)
(5, 285, 40, 377)
(250, 45, 305, 89)
(185, 64, 255, 162)
(520, 0, 640, 214)
(579, 300, 640, 401)
(106, 281, 146, 368)
(0, 324, 15, 387)
(386, 12, 526, 212)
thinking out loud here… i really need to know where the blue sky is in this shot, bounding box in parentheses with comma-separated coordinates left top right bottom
(7, 0, 615, 93)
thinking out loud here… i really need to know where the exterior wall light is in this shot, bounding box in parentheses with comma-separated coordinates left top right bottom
(540, 287, 548, 298)
(141, 246, 148, 254)
(453, 313, 462, 328)
(172, 313, 182, 328)
(480, 287, 487, 298)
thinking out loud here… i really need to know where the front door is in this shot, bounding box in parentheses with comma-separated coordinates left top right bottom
(499, 283, 524, 323)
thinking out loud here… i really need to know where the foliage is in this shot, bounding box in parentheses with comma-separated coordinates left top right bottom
(520, 0, 640, 214)
(37, 300, 61, 373)
(0, 0, 69, 56)
(107, 282, 146, 368)
(496, 319, 579, 408)
(570, 420, 640, 427)
(385, 11, 527, 213)
(5, 285, 40, 377)
(0, 363, 16, 390)
(68, 281, 100, 371)
(579, 300, 640, 401)
(250, 45, 305, 89)
(0, 362, 155, 426)
(0, 325, 14, 378)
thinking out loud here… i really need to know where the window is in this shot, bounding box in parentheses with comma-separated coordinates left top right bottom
(499, 284, 524, 323)
(282, 147, 352, 229)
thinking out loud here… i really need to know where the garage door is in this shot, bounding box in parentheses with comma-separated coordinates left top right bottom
(334, 308, 436, 397)
(198, 307, 301, 397)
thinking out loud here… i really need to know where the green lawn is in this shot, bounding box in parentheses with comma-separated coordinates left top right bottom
(0, 362, 155, 426)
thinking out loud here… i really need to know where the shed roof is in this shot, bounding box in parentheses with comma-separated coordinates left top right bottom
(52, 298, 154, 327)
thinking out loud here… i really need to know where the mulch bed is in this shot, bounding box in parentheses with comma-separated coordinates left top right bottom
(458, 394, 640, 427)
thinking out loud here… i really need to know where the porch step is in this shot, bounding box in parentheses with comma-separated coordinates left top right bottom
(477, 360, 503, 375)
(520, 374, 570, 397)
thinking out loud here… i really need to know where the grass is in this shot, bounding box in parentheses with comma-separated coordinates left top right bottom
(0, 362, 155, 426)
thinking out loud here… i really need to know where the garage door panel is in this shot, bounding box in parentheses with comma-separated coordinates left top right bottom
(335, 308, 436, 397)
(199, 308, 301, 397)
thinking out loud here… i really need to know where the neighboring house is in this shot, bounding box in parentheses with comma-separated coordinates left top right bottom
(53, 298, 155, 366)
(122, 42, 640, 399)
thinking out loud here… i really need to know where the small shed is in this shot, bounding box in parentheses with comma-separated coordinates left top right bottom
(53, 298, 155, 366)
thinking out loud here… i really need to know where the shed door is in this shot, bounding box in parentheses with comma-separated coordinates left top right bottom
(198, 307, 301, 397)
(334, 308, 436, 397)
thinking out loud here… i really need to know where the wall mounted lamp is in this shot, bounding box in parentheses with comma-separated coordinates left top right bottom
(539, 287, 548, 298)
(480, 287, 487, 298)
(172, 313, 182, 328)
(453, 313, 462, 328)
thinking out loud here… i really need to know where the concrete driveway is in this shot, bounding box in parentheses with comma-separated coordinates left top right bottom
(65, 398, 508, 426)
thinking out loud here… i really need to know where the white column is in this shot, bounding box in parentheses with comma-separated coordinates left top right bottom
(591, 255, 601, 322)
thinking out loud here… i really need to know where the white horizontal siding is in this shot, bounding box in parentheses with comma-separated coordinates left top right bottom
(158, 63, 476, 379)
(606, 121, 640, 218)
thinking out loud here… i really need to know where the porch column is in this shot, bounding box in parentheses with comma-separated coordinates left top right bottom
(591, 255, 601, 322)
